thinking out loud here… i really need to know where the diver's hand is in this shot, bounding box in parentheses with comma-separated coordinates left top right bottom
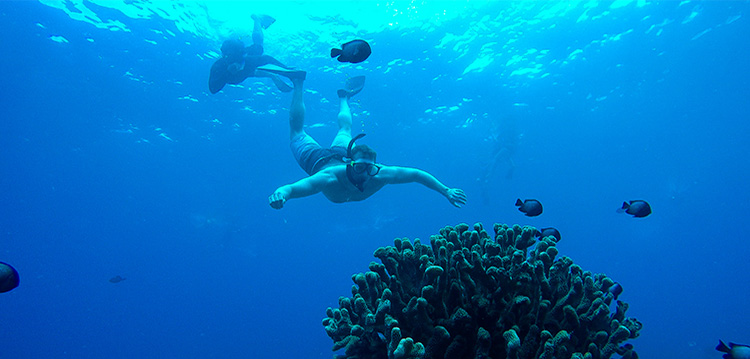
(269, 192, 286, 209)
(446, 188, 467, 208)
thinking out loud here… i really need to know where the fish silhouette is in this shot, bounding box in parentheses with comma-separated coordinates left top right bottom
(618, 200, 652, 218)
(716, 341, 750, 359)
(609, 283, 623, 300)
(331, 39, 371, 63)
(516, 198, 543, 217)
(109, 275, 126, 283)
(0, 261, 19, 293)
(537, 227, 561, 242)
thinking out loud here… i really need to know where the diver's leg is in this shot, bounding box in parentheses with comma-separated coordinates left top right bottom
(251, 15, 264, 48)
(331, 92, 353, 147)
(287, 77, 325, 174)
(289, 78, 305, 140)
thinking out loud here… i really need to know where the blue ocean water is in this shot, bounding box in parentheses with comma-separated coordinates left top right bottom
(1, 1, 748, 358)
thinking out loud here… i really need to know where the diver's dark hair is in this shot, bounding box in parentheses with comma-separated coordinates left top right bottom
(351, 145, 376, 161)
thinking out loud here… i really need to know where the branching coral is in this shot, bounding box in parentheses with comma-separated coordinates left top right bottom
(323, 223, 642, 359)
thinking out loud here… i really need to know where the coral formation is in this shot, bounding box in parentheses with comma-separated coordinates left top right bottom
(322, 223, 642, 359)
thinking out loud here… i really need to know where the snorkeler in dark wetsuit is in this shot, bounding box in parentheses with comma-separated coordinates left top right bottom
(208, 14, 294, 94)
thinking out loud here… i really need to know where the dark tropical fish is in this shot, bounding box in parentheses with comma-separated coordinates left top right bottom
(537, 227, 561, 242)
(716, 340, 750, 359)
(516, 198, 543, 217)
(609, 282, 623, 300)
(0, 261, 20, 293)
(618, 200, 652, 218)
(331, 39, 371, 63)
(109, 275, 126, 283)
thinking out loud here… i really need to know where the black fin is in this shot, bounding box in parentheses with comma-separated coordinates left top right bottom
(257, 14, 275, 29)
(616, 201, 628, 213)
(342, 76, 365, 97)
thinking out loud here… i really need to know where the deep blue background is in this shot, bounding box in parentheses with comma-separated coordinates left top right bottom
(1, 1, 748, 358)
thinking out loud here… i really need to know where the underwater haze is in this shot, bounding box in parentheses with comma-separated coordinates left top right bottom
(1, 1, 749, 358)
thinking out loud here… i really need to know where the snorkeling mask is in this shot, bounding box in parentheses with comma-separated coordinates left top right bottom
(345, 133, 373, 192)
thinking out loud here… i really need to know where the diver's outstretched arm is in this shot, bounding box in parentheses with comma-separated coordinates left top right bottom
(269, 172, 335, 209)
(380, 166, 467, 207)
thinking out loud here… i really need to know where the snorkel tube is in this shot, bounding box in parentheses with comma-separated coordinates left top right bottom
(345, 133, 367, 192)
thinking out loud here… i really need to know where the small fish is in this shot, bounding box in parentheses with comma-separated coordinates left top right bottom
(618, 200, 652, 218)
(0, 261, 20, 293)
(516, 198, 543, 217)
(609, 282, 623, 300)
(109, 275, 126, 283)
(330, 39, 372, 63)
(716, 340, 750, 359)
(537, 227, 561, 242)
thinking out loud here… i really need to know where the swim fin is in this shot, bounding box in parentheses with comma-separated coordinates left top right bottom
(269, 74, 293, 93)
(256, 64, 306, 80)
(253, 14, 276, 29)
(337, 76, 365, 98)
